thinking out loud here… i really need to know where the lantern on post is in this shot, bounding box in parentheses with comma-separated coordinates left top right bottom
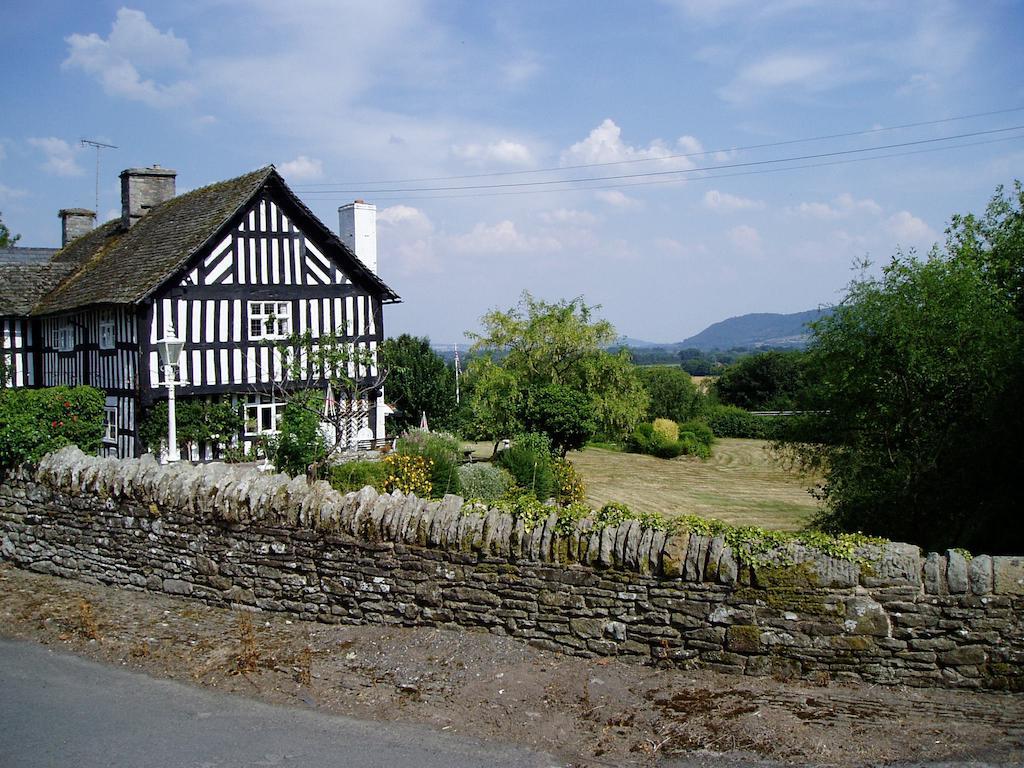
(156, 335, 185, 462)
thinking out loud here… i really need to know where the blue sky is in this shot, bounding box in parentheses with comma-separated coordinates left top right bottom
(2, 1, 1022, 343)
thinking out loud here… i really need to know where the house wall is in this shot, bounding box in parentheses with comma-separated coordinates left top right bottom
(145, 193, 385, 447)
(37, 307, 139, 457)
(2, 446, 1022, 691)
(1, 317, 33, 388)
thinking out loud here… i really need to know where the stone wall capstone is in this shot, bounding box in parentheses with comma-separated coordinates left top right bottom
(1, 446, 1022, 690)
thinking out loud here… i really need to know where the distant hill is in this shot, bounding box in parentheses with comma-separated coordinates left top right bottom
(679, 309, 829, 351)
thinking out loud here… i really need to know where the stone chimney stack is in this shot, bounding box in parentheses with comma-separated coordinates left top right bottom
(120, 165, 176, 228)
(338, 200, 378, 274)
(58, 208, 96, 247)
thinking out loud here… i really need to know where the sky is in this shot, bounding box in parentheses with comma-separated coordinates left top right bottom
(1, 1, 1022, 344)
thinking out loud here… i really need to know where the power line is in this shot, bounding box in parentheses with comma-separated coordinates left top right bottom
(299, 124, 1024, 196)
(293, 106, 1024, 189)
(340, 133, 1024, 202)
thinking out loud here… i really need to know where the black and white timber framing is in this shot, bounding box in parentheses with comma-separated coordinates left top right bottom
(0, 166, 399, 460)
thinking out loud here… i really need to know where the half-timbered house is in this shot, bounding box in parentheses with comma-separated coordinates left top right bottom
(0, 165, 399, 459)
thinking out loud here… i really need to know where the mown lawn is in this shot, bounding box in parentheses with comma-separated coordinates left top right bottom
(464, 437, 818, 531)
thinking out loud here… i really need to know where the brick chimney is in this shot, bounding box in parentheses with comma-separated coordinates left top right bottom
(338, 199, 377, 274)
(120, 165, 176, 228)
(58, 208, 96, 246)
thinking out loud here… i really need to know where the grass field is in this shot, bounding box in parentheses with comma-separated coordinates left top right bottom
(464, 438, 818, 531)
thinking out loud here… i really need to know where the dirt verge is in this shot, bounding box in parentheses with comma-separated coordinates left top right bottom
(1, 565, 1021, 766)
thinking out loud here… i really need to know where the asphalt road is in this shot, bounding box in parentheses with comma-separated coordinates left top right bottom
(0, 638, 561, 768)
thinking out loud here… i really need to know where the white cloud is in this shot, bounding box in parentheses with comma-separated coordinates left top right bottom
(703, 189, 765, 212)
(27, 137, 84, 177)
(540, 208, 597, 226)
(887, 211, 936, 244)
(0, 182, 28, 201)
(792, 193, 882, 220)
(561, 119, 702, 172)
(451, 140, 534, 166)
(449, 220, 561, 254)
(720, 52, 841, 102)
(379, 204, 433, 232)
(502, 53, 541, 86)
(728, 224, 762, 257)
(63, 8, 195, 108)
(278, 155, 324, 181)
(595, 190, 642, 209)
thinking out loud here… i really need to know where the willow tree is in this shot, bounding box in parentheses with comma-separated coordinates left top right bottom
(468, 292, 647, 453)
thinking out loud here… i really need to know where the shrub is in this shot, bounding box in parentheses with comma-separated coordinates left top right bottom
(381, 453, 432, 497)
(636, 366, 700, 422)
(456, 463, 513, 501)
(0, 386, 105, 470)
(497, 432, 555, 500)
(676, 419, 715, 446)
(652, 418, 679, 443)
(396, 429, 462, 496)
(701, 404, 782, 440)
(268, 390, 327, 477)
(627, 422, 685, 459)
(329, 460, 387, 494)
(552, 458, 586, 504)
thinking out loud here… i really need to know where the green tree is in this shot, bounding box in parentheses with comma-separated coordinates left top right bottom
(787, 185, 1024, 553)
(139, 397, 242, 458)
(468, 293, 647, 448)
(0, 211, 19, 248)
(268, 390, 327, 478)
(714, 350, 805, 411)
(636, 366, 699, 422)
(380, 334, 457, 433)
(521, 383, 596, 455)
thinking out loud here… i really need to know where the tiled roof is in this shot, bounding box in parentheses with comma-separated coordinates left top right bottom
(30, 166, 399, 316)
(0, 263, 75, 315)
(0, 247, 59, 265)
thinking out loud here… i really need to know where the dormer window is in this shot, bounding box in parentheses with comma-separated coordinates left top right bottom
(99, 317, 116, 350)
(248, 301, 291, 340)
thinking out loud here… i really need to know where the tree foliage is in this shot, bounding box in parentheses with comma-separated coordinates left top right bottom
(0, 211, 19, 249)
(467, 293, 647, 448)
(714, 350, 805, 411)
(380, 334, 457, 433)
(636, 366, 699, 423)
(787, 184, 1024, 553)
(140, 397, 242, 458)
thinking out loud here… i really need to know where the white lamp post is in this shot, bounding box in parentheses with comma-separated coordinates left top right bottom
(156, 335, 185, 463)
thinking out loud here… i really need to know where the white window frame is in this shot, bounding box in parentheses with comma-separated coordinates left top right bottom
(56, 324, 74, 352)
(247, 301, 291, 340)
(99, 317, 116, 350)
(244, 393, 284, 436)
(102, 407, 118, 444)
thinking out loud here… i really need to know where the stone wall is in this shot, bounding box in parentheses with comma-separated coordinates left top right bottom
(2, 447, 1022, 690)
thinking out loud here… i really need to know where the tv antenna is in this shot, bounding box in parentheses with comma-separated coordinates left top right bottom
(80, 139, 118, 214)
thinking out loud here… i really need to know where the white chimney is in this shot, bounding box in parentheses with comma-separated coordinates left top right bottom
(338, 200, 377, 275)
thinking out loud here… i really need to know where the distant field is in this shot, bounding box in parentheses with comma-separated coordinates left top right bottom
(462, 437, 818, 531)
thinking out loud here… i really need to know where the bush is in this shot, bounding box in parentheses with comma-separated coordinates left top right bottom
(396, 429, 462, 496)
(701, 404, 783, 440)
(329, 460, 386, 494)
(268, 391, 327, 477)
(552, 458, 586, 504)
(677, 419, 715, 446)
(0, 386, 105, 470)
(627, 422, 685, 459)
(497, 432, 555, 500)
(456, 463, 513, 501)
(652, 418, 679, 443)
(381, 453, 432, 497)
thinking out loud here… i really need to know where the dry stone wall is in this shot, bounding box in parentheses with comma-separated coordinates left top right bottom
(2, 446, 1022, 690)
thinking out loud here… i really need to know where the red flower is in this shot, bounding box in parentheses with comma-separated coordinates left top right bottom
(63, 401, 71, 408)
(58, 421, 64, 427)
(51, 421, 58, 427)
